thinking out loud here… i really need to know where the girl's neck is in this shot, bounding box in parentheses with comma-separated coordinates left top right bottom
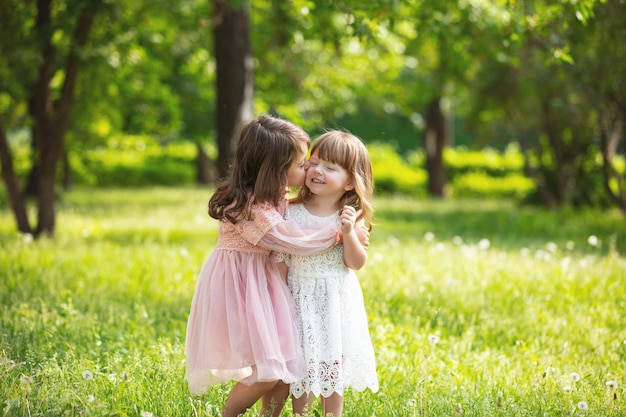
(304, 195, 340, 217)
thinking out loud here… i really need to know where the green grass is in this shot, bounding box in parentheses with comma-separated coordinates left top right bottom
(1, 187, 625, 416)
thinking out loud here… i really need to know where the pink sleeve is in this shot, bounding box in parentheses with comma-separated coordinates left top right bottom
(240, 202, 337, 254)
(259, 221, 337, 255)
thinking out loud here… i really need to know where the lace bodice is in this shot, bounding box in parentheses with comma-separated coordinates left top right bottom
(284, 204, 346, 277)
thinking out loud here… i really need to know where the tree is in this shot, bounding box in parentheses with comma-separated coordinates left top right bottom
(213, 0, 253, 179)
(0, 0, 99, 236)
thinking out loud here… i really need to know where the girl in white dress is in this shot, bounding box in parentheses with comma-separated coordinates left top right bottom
(282, 130, 379, 417)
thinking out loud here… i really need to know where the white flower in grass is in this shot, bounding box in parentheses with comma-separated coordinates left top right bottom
(587, 235, 599, 246)
(86, 395, 95, 403)
(563, 385, 572, 392)
(606, 380, 618, 390)
(141, 411, 154, 417)
(407, 398, 416, 407)
(570, 372, 581, 382)
(424, 232, 435, 242)
(478, 238, 490, 250)
(19, 375, 33, 385)
(428, 334, 440, 345)
(82, 370, 93, 380)
(546, 242, 557, 253)
(577, 401, 588, 410)
(23, 233, 34, 244)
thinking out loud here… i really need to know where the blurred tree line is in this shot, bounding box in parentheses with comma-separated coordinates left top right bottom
(0, 0, 625, 236)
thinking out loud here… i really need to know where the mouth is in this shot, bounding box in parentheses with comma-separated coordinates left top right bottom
(310, 178, 325, 184)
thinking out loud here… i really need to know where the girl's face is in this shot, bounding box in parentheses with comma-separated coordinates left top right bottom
(286, 140, 309, 187)
(305, 151, 354, 200)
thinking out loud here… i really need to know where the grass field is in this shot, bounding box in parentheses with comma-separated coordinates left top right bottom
(1, 187, 625, 416)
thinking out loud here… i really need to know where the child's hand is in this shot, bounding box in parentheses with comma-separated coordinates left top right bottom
(340, 205, 357, 234)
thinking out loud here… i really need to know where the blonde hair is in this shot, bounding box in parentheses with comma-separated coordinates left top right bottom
(293, 130, 374, 227)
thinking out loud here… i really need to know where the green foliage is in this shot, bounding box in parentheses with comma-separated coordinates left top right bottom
(1, 188, 625, 416)
(369, 142, 428, 198)
(71, 136, 200, 187)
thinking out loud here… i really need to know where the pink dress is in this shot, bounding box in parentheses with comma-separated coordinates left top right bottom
(185, 201, 338, 395)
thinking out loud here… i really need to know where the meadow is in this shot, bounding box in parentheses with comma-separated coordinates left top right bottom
(1, 187, 625, 416)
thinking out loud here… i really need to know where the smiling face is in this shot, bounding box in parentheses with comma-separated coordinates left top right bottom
(286, 139, 309, 187)
(305, 151, 354, 201)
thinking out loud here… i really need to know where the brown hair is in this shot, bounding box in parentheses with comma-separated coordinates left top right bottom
(208, 115, 310, 223)
(293, 130, 374, 227)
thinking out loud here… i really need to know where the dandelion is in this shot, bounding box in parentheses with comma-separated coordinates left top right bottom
(428, 334, 440, 345)
(570, 372, 580, 382)
(82, 370, 94, 380)
(19, 375, 33, 385)
(86, 395, 95, 403)
(606, 380, 618, 390)
(22, 233, 33, 244)
(452, 236, 463, 246)
(587, 235, 599, 246)
(563, 385, 572, 392)
(424, 232, 435, 242)
(546, 242, 557, 253)
(478, 238, 490, 250)
(141, 411, 154, 417)
(407, 398, 416, 407)
(577, 401, 588, 410)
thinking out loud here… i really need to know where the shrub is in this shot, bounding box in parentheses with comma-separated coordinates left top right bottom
(368, 142, 428, 197)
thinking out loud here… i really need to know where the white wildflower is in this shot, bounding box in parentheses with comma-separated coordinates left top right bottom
(19, 375, 32, 384)
(428, 334, 440, 345)
(587, 235, 599, 246)
(141, 411, 154, 417)
(606, 380, 618, 390)
(570, 372, 580, 382)
(82, 370, 93, 380)
(546, 242, 557, 253)
(86, 395, 95, 403)
(478, 238, 490, 250)
(577, 401, 588, 410)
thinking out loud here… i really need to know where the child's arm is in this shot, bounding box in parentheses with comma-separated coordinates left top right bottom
(340, 205, 368, 270)
(241, 202, 340, 255)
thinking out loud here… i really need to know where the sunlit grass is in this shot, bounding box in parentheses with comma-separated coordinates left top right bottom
(1, 187, 625, 416)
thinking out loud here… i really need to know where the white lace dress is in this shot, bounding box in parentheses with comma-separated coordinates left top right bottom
(283, 203, 379, 398)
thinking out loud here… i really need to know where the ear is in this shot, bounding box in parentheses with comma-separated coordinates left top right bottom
(344, 181, 355, 191)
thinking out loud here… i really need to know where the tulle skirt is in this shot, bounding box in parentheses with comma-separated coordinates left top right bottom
(185, 249, 305, 395)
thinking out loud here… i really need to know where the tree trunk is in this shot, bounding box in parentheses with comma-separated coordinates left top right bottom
(0, 116, 31, 234)
(30, 1, 95, 236)
(196, 142, 215, 184)
(213, 0, 254, 180)
(600, 116, 626, 213)
(423, 97, 447, 197)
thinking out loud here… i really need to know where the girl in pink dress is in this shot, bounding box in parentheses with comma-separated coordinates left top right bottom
(185, 115, 340, 417)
